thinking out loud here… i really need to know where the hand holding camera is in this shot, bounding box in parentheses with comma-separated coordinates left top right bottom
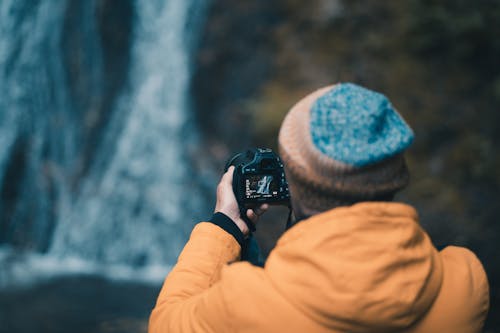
(218, 148, 291, 233)
(214, 166, 269, 235)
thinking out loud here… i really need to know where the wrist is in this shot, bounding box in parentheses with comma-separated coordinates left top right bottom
(209, 212, 247, 247)
(217, 210, 249, 236)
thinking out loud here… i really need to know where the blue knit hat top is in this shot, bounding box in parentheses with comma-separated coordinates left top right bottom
(310, 83, 414, 167)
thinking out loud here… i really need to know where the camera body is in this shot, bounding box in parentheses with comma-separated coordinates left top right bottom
(225, 148, 290, 231)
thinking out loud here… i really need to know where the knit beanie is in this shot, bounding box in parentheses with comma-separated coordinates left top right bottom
(279, 83, 414, 212)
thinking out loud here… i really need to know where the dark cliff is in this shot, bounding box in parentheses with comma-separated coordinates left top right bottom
(192, 0, 500, 330)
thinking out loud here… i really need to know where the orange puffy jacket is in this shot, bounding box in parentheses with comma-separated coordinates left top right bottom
(149, 202, 489, 332)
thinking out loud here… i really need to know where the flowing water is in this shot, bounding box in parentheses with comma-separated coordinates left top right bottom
(0, 0, 209, 286)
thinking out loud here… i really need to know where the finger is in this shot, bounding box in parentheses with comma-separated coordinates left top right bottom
(253, 204, 269, 216)
(221, 166, 235, 185)
(247, 209, 259, 224)
(218, 166, 234, 193)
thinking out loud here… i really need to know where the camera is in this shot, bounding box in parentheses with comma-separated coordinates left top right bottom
(224, 148, 290, 231)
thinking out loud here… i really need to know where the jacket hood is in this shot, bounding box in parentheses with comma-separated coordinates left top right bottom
(265, 202, 443, 332)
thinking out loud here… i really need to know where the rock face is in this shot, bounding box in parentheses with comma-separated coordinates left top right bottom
(191, 1, 282, 160)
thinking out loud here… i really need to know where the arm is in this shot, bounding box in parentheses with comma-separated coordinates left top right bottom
(149, 167, 267, 333)
(149, 222, 240, 333)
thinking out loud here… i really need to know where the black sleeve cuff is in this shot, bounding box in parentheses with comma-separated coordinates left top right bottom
(208, 212, 246, 248)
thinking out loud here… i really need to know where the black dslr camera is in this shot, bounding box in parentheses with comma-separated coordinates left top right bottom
(224, 148, 290, 231)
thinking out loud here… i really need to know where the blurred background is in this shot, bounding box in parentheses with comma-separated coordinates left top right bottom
(0, 0, 498, 332)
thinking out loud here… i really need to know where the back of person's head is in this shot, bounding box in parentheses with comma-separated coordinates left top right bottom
(279, 83, 414, 219)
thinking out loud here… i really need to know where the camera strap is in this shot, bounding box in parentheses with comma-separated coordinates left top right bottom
(285, 205, 293, 229)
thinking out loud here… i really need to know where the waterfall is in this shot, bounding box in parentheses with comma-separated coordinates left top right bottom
(0, 0, 209, 286)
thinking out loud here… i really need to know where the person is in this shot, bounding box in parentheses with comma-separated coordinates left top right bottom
(149, 83, 489, 332)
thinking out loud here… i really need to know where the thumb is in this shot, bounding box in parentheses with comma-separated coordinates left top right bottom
(221, 166, 235, 186)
